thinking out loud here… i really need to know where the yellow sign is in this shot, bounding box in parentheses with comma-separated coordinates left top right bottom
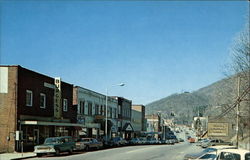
(208, 123, 228, 137)
(54, 77, 61, 119)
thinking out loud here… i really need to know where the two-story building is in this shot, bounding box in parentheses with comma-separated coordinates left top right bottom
(0, 65, 78, 152)
(131, 105, 146, 137)
(114, 97, 133, 140)
(73, 86, 119, 140)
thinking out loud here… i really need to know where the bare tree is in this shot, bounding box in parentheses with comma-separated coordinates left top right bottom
(229, 26, 250, 141)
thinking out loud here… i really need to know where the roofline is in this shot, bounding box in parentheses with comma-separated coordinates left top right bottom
(1, 65, 73, 86)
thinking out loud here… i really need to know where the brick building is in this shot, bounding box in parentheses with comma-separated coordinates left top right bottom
(131, 105, 146, 137)
(0, 65, 78, 152)
(113, 97, 133, 140)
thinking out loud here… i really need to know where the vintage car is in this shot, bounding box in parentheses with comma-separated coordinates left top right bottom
(201, 139, 232, 148)
(217, 149, 250, 160)
(34, 136, 75, 157)
(184, 145, 237, 160)
(74, 138, 86, 151)
(80, 138, 103, 151)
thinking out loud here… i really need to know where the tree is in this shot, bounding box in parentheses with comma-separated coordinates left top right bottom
(228, 25, 250, 140)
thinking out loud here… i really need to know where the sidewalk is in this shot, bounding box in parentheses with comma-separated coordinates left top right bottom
(0, 152, 36, 160)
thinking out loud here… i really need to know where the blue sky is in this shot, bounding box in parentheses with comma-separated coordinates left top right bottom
(0, 1, 249, 104)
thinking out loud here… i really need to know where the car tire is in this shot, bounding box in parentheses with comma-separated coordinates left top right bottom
(85, 145, 89, 151)
(37, 153, 43, 157)
(55, 149, 60, 156)
(68, 148, 73, 154)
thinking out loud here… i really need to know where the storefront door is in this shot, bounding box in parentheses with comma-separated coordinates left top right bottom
(33, 129, 39, 145)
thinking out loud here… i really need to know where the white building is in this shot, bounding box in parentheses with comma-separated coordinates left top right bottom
(73, 86, 118, 139)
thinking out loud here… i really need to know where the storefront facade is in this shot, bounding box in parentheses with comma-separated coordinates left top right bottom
(73, 86, 118, 140)
(0, 65, 78, 152)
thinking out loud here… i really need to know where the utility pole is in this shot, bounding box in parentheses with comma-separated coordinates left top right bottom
(236, 76, 240, 148)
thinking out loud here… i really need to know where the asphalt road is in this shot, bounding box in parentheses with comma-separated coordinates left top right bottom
(29, 142, 203, 160)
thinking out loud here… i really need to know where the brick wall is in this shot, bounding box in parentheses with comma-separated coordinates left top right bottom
(0, 66, 18, 152)
(17, 66, 76, 122)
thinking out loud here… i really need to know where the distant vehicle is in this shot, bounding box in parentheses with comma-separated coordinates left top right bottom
(110, 137, 127, 146)
(139, 137, 147, 145)
(34, 136, 75, 157)
(201, 139, 232, 148)
(183, 145, 237, 160)
(178, 138, 184, 142)
(196, 139, 210, 146)
(189, 138, 195, 143)
(80, 138, 103, 150)
(217, 149, 250, 160)
(146, 137, 158, 144)
(129, 138, 141, 145)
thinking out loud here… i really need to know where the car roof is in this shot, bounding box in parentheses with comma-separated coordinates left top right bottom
(219, 149, 250, 154)
(209, 145, 237, 149)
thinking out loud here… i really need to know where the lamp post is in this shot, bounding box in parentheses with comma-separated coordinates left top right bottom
(105, 83, 125, 142)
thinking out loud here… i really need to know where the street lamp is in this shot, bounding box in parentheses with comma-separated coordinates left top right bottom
(105, 83, 125, 142)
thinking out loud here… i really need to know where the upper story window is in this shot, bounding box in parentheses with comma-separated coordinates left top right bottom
(63, 99, 68, 112)
(79, 101, 85, 114)
(95, 104, 99, 115)
(88, 102, 92, 115)
(26, 90, 33, 106)
(40, 93, 46, 108)
(118, 105, 121, 114)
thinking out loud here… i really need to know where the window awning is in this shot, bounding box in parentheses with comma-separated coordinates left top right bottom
(21, 120, 101, 129)
(21, 120, 85, 127)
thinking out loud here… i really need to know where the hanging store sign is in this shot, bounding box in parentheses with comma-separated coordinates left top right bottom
(54, 77, 62, 119)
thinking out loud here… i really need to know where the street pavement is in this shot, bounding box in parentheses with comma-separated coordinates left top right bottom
(28, 142, 203, 160)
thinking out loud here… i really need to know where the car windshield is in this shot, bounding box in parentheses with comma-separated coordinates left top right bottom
(44, 138, 59, 144)
(204, 148, 217, 153)
(82, 139, 91, 142)
(245, 153, 250, 160)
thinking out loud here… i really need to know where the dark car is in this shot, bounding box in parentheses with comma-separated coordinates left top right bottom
(34, 136, 75, 157)
(129, 138, 141, 145)
(80, 138, 103, 151)
(110, 137, 127, 147)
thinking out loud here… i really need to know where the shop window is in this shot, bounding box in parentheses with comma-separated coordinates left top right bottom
(26, 90, 33, 106)
(40, 93, 46, 108)
(63, 99, 68, 112)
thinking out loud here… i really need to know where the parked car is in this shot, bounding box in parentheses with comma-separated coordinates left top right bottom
(110, 137, 127, 146)
(34, 136, 75, 157)
(73, 138, 86, 151)
(178, 138, 184, 142)
(217, 148, 250, 160)
(189, 138, 196, 143)
(194, 151, 217, 160)
(147, 137, 158, 144)
(80, 138, 103, 151)
(129, 138, 141, 145)
(197, 139, 210, 146)
(184, 145, 237, 160)
(139, 137, 147, 145)
(201, 139, 232, 148)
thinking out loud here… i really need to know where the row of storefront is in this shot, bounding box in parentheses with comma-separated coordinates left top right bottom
(0, 65, 146, 152)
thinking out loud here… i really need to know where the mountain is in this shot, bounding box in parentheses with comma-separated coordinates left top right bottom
(145, 76, 238, 124)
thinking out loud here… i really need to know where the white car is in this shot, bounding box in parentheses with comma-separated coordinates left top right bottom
(194, 148, 250, 160)
(217, 149, 250, 160)
(184, 145, 237, 160)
